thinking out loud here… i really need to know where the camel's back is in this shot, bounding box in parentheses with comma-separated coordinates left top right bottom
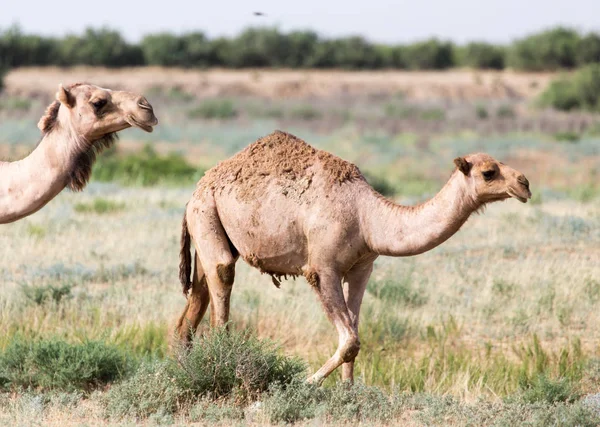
(195, 130, 365, 202)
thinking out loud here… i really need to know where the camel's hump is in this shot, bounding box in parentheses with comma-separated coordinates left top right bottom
(196, 130, 364, 200)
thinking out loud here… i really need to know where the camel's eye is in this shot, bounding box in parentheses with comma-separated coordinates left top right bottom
(92, 99, 107, 110)
(482, 170, 496, 181)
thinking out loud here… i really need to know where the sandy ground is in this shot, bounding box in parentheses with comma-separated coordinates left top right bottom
(4, 67, 558, 101)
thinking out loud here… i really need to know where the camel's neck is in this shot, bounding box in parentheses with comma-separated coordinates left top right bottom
(361, 172, 481, 256)
(0, 131, 74, 224)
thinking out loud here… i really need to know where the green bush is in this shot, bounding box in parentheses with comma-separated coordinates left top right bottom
(508, 27, 580, 71)
(92, 145, 199, 186)
(519, 375, 579, 404)
(21, 283, 73, 306)
(476, 104, 489, 119)
(460, 42, 505, 69)
(188, 99, 238, 119)
(538, 64, 600, 111)
(261, 380, 395, 424)
(105, 329, 305, 419)
(0, 337, 131, 391)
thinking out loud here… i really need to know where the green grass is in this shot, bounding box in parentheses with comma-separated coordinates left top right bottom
(0, 96, 32, 112)
(92, 145, 200, 186)
(104, 328, 305, 419)
(188, 99, 238, 119)
(21, 283, 73, 306)
(0, 337, 131, 392)
(74, 198, 125, 214)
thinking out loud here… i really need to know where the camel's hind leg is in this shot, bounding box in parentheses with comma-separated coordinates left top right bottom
(175, 253, 210, 345)
(341, 262, 374, 382)
(187, 197, 238, 329)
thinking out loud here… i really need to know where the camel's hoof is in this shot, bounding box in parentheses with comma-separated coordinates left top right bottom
(306, 374, 325, 386)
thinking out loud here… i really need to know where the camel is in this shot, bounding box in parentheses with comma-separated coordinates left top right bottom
(0, 83, 158, 224)
(175, 130, 531, 384)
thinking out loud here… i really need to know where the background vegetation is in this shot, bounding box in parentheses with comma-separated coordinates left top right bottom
(1, 25, 599, 71)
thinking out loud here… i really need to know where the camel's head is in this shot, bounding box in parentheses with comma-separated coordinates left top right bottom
(454, 153, 531, 204)
(38, 83, 158, 140)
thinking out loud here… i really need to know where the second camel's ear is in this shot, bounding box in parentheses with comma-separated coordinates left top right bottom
(453, 157, 472, 175)
(56, 84, 75, 108)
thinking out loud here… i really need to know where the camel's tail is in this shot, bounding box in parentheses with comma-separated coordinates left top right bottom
(179, 208, 192, 297)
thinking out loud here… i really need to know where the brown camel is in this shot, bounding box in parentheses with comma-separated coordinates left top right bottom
(176, 130, 531, 384)
(0, 83, 158, 224)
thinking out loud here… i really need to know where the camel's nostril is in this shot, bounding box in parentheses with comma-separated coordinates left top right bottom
(517, 175, 529, 189)
(137, 97, 153, 111)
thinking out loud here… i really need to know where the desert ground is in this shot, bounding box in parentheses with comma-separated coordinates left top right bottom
(0, 67, 599, 425)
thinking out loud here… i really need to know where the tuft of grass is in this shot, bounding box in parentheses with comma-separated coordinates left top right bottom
(289, 104, 322, 120)
(420, 108, 445, 121)
(188, 99, 238, 119)
(0, 337, 131, 392)
(175, 328, 305, 402)
(26, 224, 46, 239)
(21, 283, 73, 306)
(497, 104, 516, 118)
(367, 277, 428, 307)
(518, 375, 579, 404)
(74, 198, 125, 214)
(261, 380, 394, 424)
(104, 329, 305, 419)
(553, 130, 580, 142)
(93, 145, 200, 186)
(475, 104, 489, 119)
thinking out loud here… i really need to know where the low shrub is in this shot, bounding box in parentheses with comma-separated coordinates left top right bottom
(0, 337, 131, 391)
(538, 64, 600, 112)
(104, 328, 305, 419)
(188, 99, 237, 119)
(92, 145, 199, 186)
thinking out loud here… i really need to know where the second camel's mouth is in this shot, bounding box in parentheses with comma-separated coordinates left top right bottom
(126, 115, 156, 133)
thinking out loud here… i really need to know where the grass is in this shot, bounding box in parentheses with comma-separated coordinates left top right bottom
(92, 144, 200, 186)
(188, 99, 238, 119)
(0, 337, 131, 392)
(104, 329, 305, 419)
(1, 88, 599, 423)
(74, 198, 125, 214)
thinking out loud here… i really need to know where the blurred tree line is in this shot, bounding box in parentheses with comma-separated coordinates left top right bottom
(1, 25, 599, 71)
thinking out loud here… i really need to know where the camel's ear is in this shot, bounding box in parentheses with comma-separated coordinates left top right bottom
(56, 84, 75, 108)
(454, 157, 472, 175)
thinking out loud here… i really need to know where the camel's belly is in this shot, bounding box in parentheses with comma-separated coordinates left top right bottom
(216, 193, 309, 275)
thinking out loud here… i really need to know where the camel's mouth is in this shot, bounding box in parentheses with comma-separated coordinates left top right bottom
(507, 188, 531, 203)
(126, 115, 157, 133)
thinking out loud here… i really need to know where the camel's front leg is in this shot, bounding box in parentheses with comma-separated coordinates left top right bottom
(307, 268, 360, 385)
(341, 262, 374, 382)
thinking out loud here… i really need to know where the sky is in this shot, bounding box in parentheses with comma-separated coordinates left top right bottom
(2, 0, 599, 44)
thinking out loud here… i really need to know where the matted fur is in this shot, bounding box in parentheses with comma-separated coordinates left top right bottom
(66, 133, 117, 192)
(37, 82, 117, 192)
(195, 130, 365, 201)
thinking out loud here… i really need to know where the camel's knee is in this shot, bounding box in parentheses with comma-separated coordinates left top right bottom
(216, 262, 235, 286)
(340, 336, 361, 363)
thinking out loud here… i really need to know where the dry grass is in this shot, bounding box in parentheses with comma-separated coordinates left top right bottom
(4, 67, 556, 101)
